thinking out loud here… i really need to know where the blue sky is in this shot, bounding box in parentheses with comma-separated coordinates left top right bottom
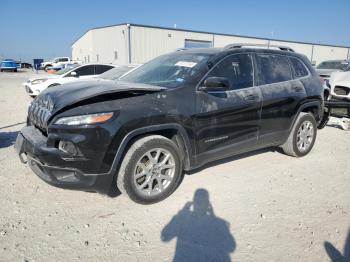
(1, 0, 349, 62)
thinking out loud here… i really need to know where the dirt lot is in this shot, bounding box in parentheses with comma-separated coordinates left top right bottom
(0, 70, 349, 262)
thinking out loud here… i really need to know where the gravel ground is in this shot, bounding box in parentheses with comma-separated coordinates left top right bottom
(0, 70, 349, 262)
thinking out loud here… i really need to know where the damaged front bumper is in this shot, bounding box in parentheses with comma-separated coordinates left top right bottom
(14, 126, 115, 194)
(319, 99, 350, 128)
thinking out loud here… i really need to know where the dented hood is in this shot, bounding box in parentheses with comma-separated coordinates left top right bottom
(37, 79, 165, 114)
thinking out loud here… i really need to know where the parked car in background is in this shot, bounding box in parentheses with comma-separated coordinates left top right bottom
(15, 45, 325, 204)
(329, 70, 350, 101)
(18, 62, 33, 69)
(0, 59, 18, 72)
(24, 63, 116, 96)
(41, 57, 82, 71)
(315, 60, 350, 81)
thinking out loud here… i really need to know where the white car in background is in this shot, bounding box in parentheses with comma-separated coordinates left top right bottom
(329, 70, 350, 101)
(24, 64, 116, 96)
(41, 57, 82, 71)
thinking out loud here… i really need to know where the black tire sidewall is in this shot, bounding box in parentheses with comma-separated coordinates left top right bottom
(124, 138, 182, 204)
(292, 114, 317, 157)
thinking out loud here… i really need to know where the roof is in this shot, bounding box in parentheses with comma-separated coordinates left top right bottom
(72, 22, 350, 49)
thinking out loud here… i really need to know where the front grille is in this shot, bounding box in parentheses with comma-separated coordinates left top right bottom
(334, 86, 350, 96)
(28, 95, 53, 132)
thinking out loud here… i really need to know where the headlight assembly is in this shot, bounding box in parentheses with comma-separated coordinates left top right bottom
(31, 79, 47, 85)
(54, 112, 114, 126)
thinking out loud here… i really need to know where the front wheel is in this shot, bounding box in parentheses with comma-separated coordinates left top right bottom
(117, 135, 183, 204)
(281, 112, 317, 157)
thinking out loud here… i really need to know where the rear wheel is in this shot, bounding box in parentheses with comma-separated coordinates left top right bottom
(281, 112, 317, 157)
(117, 135, 183, 204)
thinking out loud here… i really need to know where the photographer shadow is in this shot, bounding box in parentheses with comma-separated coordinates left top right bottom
(161, 189, 235, 262)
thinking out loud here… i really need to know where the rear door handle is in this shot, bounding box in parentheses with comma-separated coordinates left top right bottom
(245, 94, 259, 101)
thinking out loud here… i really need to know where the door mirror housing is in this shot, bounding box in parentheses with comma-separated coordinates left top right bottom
(70, 71, 78, 77)
(199, 77, 230, 92)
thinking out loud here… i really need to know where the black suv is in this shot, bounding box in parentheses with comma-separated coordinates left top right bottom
(15, 44, 324, 204)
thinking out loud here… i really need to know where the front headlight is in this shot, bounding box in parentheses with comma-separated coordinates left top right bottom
(54, 112, 114, 126)
(31, 79, 48, 85)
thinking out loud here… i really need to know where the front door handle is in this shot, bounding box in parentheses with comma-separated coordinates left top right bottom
(292, 86, 303, 92)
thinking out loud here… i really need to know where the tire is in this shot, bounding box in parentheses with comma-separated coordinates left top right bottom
(117, 135, 183, 204)
(44, 65, 51, 71)
(281, 112, 317, 157)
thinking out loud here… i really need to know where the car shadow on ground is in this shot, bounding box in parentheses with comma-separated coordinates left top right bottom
(186, 147, 279, 175)
(161, 189, 236, 262)
(324, 228, 350, 262)
(0, 131, 19, 149)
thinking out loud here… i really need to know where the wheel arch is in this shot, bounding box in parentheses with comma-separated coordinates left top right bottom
(109, 124, 194, 176)
(295, 99, 323, 126)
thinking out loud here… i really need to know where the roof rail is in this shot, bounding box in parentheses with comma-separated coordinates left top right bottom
(224, 43, 295, 52)
(176, 48, 188, 51)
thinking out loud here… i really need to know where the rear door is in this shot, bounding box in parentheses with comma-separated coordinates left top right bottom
(194, 53, 262, 162)
(256, 54, 307, 146)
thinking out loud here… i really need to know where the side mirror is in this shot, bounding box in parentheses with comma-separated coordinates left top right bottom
(70, 71, 78, 77)
(199, 77, 229, 92)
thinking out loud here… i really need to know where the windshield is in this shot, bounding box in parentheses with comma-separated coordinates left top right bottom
(121, 52, 213, 88)
(56, 64, 79, 75)
(100, 65, 135, 80)
(317, 61, 350, 70)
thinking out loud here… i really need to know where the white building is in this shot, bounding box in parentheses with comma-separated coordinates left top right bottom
(72, 23, 350, 66)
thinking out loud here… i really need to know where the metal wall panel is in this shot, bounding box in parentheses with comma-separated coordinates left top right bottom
(72, 25, 128, 65)
(72, 31, 93, 63)
(90, 25, 128, 64)
(130, 26, 213, 64)
(72, 24, 350, 66)
(213, 35, 268, 47)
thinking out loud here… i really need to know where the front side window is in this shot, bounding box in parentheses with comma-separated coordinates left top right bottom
(289, 57, 308, 79)
(56, 64, 79, 75)
(202, 54, 254, 90)
(59, 58, 69, 62)
(71, 65, 94, 76)
(256, 54, 292, 85)
(121, 52, 213, 89)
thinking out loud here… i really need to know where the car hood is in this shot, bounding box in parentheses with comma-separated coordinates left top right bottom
(316, 68, 340, 77)
(36, 79, 165, 115)
(330, 71, 350, 82)
(28, 74, 60, 82)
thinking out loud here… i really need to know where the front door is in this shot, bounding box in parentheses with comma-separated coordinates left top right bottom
(193, 53, 262, 164)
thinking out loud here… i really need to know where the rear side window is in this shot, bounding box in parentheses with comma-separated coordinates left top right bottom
(204, 53, 254, 90)
(95, 65, 114, 75)
(289, 57, 309, 78)
(256, 54, 292, 85)
(59, 58, 69, 62)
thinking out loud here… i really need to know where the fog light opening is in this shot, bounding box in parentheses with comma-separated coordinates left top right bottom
(58, 140, 77, 155)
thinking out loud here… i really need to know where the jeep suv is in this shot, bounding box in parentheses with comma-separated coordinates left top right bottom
(15, 44, 324, 204)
